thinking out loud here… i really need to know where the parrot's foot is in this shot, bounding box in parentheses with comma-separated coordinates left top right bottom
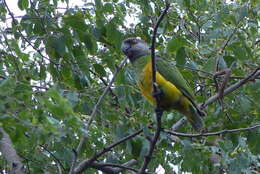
(152, 89, 164, 103)
(152, 89, 163, 97)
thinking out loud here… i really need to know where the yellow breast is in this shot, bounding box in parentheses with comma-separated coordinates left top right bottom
(138, 62, 187, 110)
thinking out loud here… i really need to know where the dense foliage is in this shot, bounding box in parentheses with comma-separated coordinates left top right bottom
(0, 0, 259, 173)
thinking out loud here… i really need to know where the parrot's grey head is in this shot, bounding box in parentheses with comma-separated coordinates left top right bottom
(121, 37, 150, 62)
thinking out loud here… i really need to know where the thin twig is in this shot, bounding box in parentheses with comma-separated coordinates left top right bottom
(201, 66, 260, 108)
(57, 164, 62, 174)
(151, 3, 170, 96)
(138, 1, 170, 174)
(164, 124, 260, 137)
(180, 65, 214, 76)
(39, 145, 66, 172)
(187, 8, 201, 42)
(69, 57, 128, 174)
(217, 18, 243, 71)
(89, 69, 131, 115)
(138, 113, 162, 174)
(89, 69, 117, 98)
(0, 75, 7, 79)
(213, 70, 227, 92)
(220, 20, 242, 54)
(213, 69, 231, 109)
(218, 69, 231, 108)
(3, 0, 58, 66)
(76, 58, 127, 152)
(229, 76, 260, 80)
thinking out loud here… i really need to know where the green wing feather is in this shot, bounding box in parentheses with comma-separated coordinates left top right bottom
(157, 56, 204, 130)
(156, 56, 195, 100)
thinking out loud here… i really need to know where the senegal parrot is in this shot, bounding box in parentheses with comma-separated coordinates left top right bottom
(121, 37, 204, 131)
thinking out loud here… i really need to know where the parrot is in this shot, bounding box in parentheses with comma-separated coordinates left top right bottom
(121, 37, 204, 131)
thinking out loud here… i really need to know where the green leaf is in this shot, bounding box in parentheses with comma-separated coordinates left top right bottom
(61, 65, 74, 87)
(228, 42, 247, 61)
(176, 47, 186, 66)
(18, 0, 29, 10)
(46, 35, 67, 59)
(0, 100, 5, 113)
(66, 92, 79, 104)
(228, 153, 250, 174)
(224, 56, 236, 67)
(82, 33, 97, 54)
(103, 3, 114, 14)
(247, 131, 260, 154)
(140, 139, 150, 158)
(167, 36, 189, 53)
(130, 138, 143, 158)
(216, 56, 227, 70)
(239, 96, 251, 113)
(142, 124, 151, 137)
(186, 60, 198, 70)
(93, 64, 106, 77)
(202, 57, 216, 72)
(0, 78, 15, 96)
(181, 139, 192, 149)
(106, 21, 123, 50)
(115, 70, 126, 85)
(63, 12, 87, 30)
(43, 88, 74, 118)
(238, 6, 248, 21)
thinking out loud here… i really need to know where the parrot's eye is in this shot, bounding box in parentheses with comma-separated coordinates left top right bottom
(132, 39, 137, 44)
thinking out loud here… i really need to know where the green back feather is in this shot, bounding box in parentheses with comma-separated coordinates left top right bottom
(133, 54, 195, 100)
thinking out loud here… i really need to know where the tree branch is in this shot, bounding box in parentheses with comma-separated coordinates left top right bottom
(171, 117, 187, 131)
(220, 19, 242, 54)
(216, 69, 231, 109)
(89, 69, 117, 98)
(219, 69, 231, 95)
(164, 124, 260, 137)
(170, 66, 260, 132)
(138, 112, 162, 174)
(81, 159, 144, 174)
(90, 160, 138, 173)
(138, 1, 170, 174)
(213, 70, 228, 93)
(107, 159, 138, 173)
(89, 69, 131, 115)
(150, 2, 170, 97)
(0, 128, 25, 174)
(73, 128, 143, 174)
(201, 66, 260, 108)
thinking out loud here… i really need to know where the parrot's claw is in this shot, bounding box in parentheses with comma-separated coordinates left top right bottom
(152, 89, 164, 99)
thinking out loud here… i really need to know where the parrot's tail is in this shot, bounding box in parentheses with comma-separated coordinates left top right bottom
(188, 105, 204, 131)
